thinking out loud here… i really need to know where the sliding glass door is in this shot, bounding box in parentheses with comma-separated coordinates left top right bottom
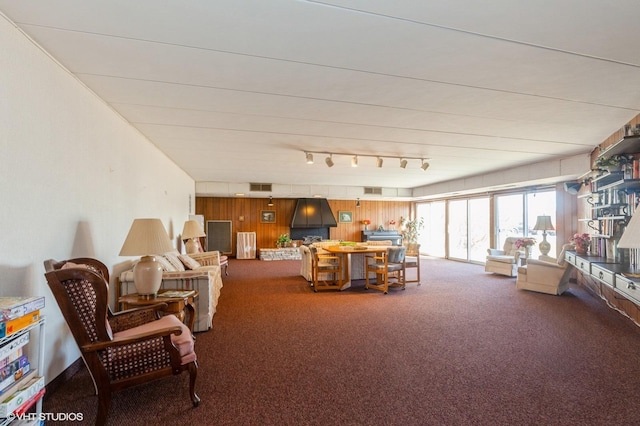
(416, 201, 445, 257)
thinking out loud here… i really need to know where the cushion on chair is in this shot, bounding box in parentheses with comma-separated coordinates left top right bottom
(114, 314, 196, 364)
(178, 254, 202, 270)
(486, 255, 517, 264)
(163, 251, 186, 271)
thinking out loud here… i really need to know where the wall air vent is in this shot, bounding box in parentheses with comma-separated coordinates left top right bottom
(363, 187, 383, 195)
(249, 183, 272, 192)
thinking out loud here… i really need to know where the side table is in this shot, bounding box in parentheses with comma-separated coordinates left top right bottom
(118, 289, 198, 333)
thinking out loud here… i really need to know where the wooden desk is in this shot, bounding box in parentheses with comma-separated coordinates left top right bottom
(118, 289, 198, 332)
(324, 245, 388, 290)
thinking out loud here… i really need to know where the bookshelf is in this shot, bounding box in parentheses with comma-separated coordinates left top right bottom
(0, 317, 45, 426)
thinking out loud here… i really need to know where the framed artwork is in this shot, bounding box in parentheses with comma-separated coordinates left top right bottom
(338, 211, 353, 223)
(261, 210, 276, 223)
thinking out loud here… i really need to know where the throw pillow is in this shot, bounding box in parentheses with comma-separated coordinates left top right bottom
(178, 254, 202, 270)
(164, 251, 186, 271)
(154, 255, 176, 272)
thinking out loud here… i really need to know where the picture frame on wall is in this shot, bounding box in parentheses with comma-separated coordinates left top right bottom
(261, 210, 276, 223)
(338, 211, 353, 223)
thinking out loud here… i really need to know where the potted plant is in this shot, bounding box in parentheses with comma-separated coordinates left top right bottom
(276, 233, 291, 248)
(401, 216, 424, 254)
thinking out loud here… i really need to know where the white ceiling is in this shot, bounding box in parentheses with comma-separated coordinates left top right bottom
(2, 0, 639, 199)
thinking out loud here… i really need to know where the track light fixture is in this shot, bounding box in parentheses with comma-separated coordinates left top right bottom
(305, 152, 314, 164)
(268, 196, 274, 206)
(303, 151, 430, 170)
(325, 155, 334, 167)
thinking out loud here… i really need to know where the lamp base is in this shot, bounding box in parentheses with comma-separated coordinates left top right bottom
(133, 255, 163, 296)
(539, 238, 551, 257)
(185, 239, 199, 254)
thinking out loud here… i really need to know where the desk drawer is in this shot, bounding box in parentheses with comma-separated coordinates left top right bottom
(575, 257, 591, 274)
(591, 264, 614, 289)
(615, 275, 640, 305)
(565, 251, 576, 266)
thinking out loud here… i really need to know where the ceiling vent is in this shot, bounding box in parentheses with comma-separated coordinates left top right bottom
(250, 183, 272, 192)
(364, 187, 383, 195)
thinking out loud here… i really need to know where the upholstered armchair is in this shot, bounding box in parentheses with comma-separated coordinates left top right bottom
(516, 244, 575, 295)
(44, 264, 200, 425)
(485, 237, 522, 277)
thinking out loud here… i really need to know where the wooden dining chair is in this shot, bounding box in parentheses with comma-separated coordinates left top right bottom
(310, 246, 344, 291)
(365, 246, 406, 294)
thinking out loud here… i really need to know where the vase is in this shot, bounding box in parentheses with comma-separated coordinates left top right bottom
(524, 247, 532, 259)
(576, 247, 588, 255)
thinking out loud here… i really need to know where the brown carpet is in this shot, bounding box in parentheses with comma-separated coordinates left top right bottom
(44, 258, 640, 425)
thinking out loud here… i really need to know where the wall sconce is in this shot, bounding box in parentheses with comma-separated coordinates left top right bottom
(268, 196, 274, 206)
(356, 198, 361, 207)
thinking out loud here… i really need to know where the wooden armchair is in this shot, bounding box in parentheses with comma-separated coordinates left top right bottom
(310, 246, 344, 291)
(365, 246, 407, 294)
(44, 265, 200, 426)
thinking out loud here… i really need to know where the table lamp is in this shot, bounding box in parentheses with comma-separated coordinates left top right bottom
(533, 215, 555, 256)
(119, 218, 174, 296)
(618, 211, 640, 249)
(181, 220, 206, 254)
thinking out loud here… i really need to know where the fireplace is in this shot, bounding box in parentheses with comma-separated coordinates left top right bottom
(289, 227, 330, 244)
(289, 198, 337, 244)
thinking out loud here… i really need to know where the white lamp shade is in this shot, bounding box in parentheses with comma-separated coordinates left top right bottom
(119, 218, 174, 256)
(119, 218, 173, 295)
(618, 212, 640, 248)
(533, 215, 555, 231)
(181, 220, 206, 240)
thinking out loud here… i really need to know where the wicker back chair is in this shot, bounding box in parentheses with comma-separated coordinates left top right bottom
(45, 266, 200, 425)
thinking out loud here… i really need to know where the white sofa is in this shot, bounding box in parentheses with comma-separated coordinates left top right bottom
(118, 251, 224, 333)
(300, 240, 395, 282)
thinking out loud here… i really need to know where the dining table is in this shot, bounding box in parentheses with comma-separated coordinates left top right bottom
(323, 245, 389, 290)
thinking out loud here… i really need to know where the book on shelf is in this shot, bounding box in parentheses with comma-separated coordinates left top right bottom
(0, 333, 29, 361)
(0, 311, 40, 339)
(12, 387, 45, 416)
(0, 298, 44, 322)
(0, 356, 29, 394)
(0, 375, 44, 417)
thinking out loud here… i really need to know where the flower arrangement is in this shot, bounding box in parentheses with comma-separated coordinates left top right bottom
(276, 233, 291, 247)
(570, 233, 591, 252)
(514, 238, 536, 248)
(389, 219, 396, 225)
(361, 219, 371, 225)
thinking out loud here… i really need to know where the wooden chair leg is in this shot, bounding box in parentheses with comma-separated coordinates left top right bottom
(189, 361, 201, 407)
(96, 389, 111, 426)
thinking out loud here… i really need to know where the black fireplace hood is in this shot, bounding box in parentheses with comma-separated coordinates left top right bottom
(290, 198, 338, 228)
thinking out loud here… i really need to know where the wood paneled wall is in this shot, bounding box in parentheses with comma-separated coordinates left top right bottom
(196, 197, 412, 255)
